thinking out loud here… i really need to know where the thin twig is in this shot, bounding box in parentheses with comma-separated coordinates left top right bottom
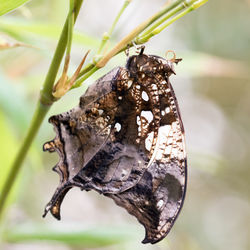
(97, 0, 132, 54)
(138, 0, 194, 39)
(138, 0, 209, 43)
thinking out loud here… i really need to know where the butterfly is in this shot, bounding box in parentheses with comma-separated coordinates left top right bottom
(43, 47, 187, 244)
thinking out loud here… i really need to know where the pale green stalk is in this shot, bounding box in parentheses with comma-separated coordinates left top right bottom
(66, 0, 75, 57)
(76, 62, 95, 79)
(98, 0, 132, 54)
(52, 0, 76, 99)
(0, 0, 84, 220)
(139, 0, 209, 43)
(74, 66, 99, 88)
(136, 0, 185, 34)
(139, 0, 197, 39)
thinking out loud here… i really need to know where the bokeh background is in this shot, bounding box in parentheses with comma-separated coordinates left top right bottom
(0, 0, 250, 249)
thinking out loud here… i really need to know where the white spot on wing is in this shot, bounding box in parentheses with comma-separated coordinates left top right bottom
(145, 131, 154, 151)
(152, 84, 157, 90)
(142, 91, 149, 101)
(171, 147, 178, 158)
(127, 80, 133, 88)
(157, 200, 164, 209)
(141, 111, 153, 123)
(155, 125, 171, 160)
(121, 169, 127, 176)
(165, 107, 170, 113)
(137, 116, 141, 125)
(114, 122, 121, 132)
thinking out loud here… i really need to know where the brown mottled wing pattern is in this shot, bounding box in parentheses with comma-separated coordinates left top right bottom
(43, 51, 187, 244)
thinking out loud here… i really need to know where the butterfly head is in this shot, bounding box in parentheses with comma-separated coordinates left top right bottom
(126, 50, 182, 78)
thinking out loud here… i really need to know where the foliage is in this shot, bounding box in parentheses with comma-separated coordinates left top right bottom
(0, 0, 31, 16)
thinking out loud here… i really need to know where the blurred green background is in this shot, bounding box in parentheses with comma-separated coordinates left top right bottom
(0, 0, 250, 249)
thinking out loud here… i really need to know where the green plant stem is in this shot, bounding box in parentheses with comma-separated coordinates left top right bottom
(0, 0, 84, 220)
(66, 0, 75, 57)
(97, 0, 131, 54)
(41, 0, 83, 105)
(74, 65, 98, 88)
(77, 62, 95, 79)
(139, 0, 193, 39)
(139, 0, 208, 43)
(135, 0, 184, 35)
(0, 103, 49, 218)
(52, 0, 76, 99)
(109, 0, 131, 35)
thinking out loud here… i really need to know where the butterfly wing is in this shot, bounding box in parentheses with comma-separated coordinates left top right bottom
(107, 73, 187, 244)
(43, 52, 187, 245)
(43, 67, 151, 218)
